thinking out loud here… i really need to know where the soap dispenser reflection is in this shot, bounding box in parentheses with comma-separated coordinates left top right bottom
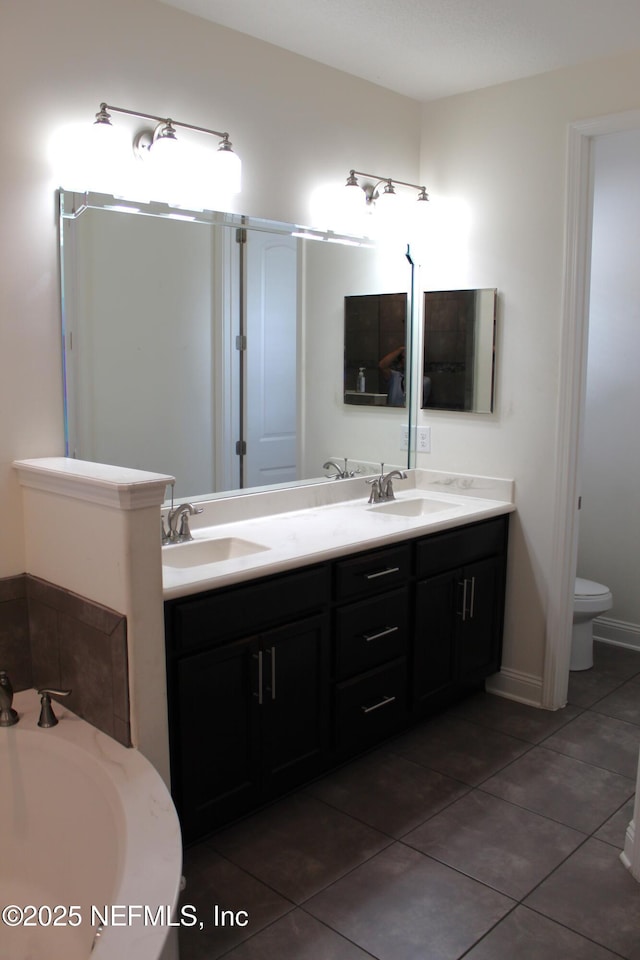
(357, 367, 366, 393)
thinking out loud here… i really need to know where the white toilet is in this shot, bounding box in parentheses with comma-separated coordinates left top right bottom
(571, 577, 613, 671)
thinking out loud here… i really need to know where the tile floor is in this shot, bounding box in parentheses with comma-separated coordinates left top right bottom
(179, 641, 640, 959)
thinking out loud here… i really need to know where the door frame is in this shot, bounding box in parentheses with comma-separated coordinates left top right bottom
(545, 109, 640, 708)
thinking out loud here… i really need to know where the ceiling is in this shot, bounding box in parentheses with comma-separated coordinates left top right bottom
(157, 0, 640, 101)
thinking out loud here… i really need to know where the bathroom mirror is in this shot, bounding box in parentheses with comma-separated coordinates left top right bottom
(59, 190, 414, 499)
(344, 293, 408, 407)
(421, 288, 497, 413)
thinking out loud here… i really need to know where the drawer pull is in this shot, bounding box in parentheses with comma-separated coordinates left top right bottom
(468, 576, 476, 619)
(363, 625, 399, 643)
(457, 579, 468, 621)
(361, 694, 396, 714)
(365, 566, 400, 581)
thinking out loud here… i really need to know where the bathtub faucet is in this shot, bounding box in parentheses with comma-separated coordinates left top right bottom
(0, 670, 19, 726)
(37, 688, 72, 728)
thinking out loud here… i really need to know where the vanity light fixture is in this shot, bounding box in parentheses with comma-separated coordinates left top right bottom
(93, 102, 241, 194)
(345, 169, 429, 206)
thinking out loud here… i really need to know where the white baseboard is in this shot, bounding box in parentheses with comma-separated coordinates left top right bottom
(485, 667, 544, 707)
(594, 616, 640, 652)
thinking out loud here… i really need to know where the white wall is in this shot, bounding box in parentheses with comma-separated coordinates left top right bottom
(578, 129, 640, 643)
(0, 0, 421, 576)
(417, 52, 640, 696)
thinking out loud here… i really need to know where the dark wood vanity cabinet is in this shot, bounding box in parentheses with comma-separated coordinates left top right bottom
(165, 514, 509, 841)
(413, 517, 508, 716)
(165, 567, 331, 843)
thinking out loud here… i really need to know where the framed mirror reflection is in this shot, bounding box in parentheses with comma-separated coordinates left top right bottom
(421, 288, 497, 413)
(344, 292, 407, 407)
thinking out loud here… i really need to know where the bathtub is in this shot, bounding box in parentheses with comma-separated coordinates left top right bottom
(1, 689, 182, 960)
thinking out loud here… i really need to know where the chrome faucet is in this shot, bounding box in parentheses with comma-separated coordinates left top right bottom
(381, 469, 407, 500)
(366, 464, 407, 503)
(323, 458, 356, 480)
(165, 502, 203, 544)
(0, 671, 18, 726)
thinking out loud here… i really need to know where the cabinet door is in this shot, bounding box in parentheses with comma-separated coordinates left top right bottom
(260, 613, 330, 796)
(175, 638, 261, 842)
(413, 571, 456, 715)
(457, 555, 504, 682)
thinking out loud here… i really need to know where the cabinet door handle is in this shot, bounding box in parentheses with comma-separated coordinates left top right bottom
(457, 579, 468, 621)
(468, 576, 476, 619)
(365, 566, 400, 581)
(269, 646, 276, 701)
(252, 651, 263, 704)
(361, 694, 396, 714)
(362, 625, 399, 643)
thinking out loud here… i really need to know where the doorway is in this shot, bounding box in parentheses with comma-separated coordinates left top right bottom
(545, 109, 640, 709)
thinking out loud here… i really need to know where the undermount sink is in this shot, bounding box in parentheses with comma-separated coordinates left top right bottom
(163, 537, 270, 568)
(370, 497, 461, 518)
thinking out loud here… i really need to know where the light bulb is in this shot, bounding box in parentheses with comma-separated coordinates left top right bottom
(212, 143, 241, 195)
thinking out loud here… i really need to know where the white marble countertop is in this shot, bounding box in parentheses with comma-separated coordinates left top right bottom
(162, 469, 515, 599)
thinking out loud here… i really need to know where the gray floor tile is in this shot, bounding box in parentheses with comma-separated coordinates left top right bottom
(525, 838, 640, 959)
(568, 669, 626, 709)
(221, 909, 374, 960)
(306, 842, 514, 960)
(450, 690, 583, 743)
(591, 678, 640, 726)
(403, 790, 585, 899)
(482, 745, 635, 833)
(465, 905, 622, 959)
(210, 792, 391, 903)
(387, 714, 531, 786)
(568, 642, 640, 708)
(594, 798, 635, 849)
(544, 710, 640, 779)
(179, 844, 294, 960)
(305, 748, 469, 838)
(593, 641, 640, 681)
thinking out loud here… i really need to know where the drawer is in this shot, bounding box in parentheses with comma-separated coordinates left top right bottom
(334, 543, 411, 601)
(334, 658, 408, 755)
(335, 588, 409, 680)
(416, 516, 508, 579)
(167, 565, 330, 653)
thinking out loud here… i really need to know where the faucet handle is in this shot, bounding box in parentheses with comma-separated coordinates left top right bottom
(37, 688, 71, 728)
(366, 476, 382, 503)
(0, 670, 19, 727)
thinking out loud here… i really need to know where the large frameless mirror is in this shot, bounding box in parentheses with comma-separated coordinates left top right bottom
(59, 190, 415, 499)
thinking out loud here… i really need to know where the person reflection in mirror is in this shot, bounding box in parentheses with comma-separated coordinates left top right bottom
(379, 346, 406, 406)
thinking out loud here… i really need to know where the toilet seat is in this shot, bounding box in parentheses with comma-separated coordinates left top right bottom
(575, 577, 610, 599)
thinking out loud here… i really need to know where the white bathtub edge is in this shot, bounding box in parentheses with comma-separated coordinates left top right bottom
(11, 690, 183, 960)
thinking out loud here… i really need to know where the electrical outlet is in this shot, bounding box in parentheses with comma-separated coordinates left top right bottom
(400, 424, 410, 451)
(417, 425, 431, 453)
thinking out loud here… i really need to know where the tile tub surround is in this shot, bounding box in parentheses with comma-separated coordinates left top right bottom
(0, 573, 130, 745)
(0, 574, 31, 689)
(162, 468, 515, 598)
(13, 456, 175, 782)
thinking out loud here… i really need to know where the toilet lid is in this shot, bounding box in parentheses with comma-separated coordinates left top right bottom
(575, 577, 610, 598)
